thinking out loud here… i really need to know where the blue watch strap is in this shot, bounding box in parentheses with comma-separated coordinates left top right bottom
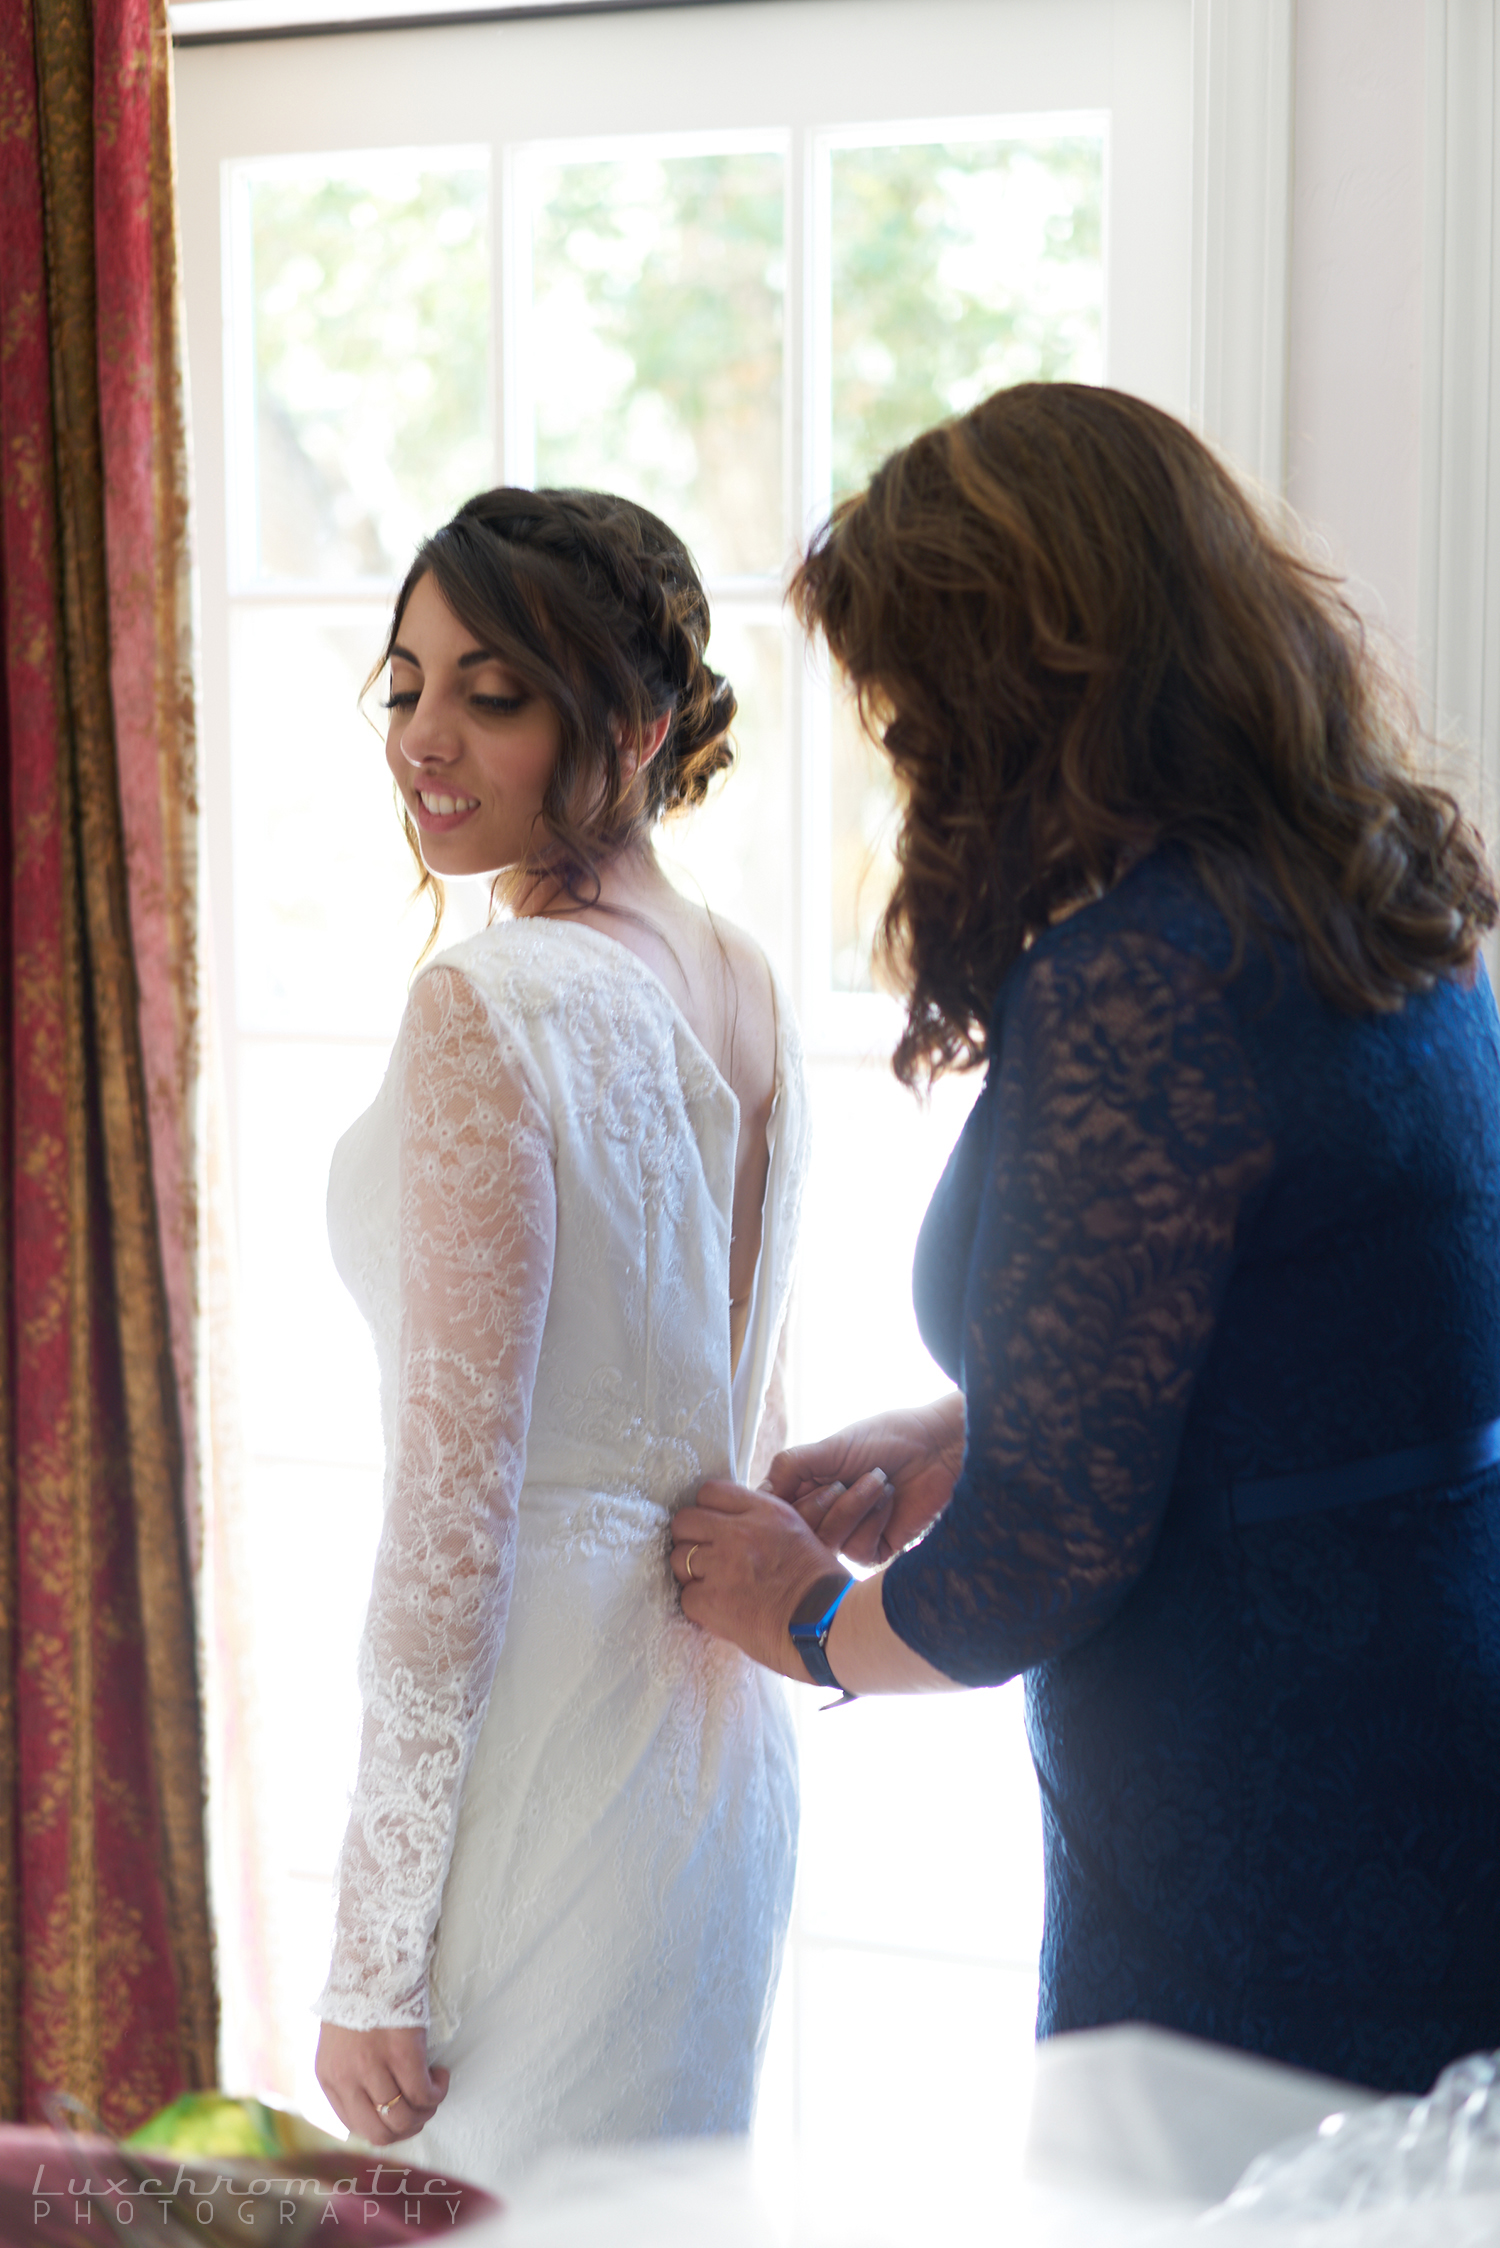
(788, 1573, 856, 1697)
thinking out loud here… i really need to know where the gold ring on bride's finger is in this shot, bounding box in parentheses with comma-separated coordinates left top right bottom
(684, 1545, 701, 1581)
(377, 2094, 404, 2119)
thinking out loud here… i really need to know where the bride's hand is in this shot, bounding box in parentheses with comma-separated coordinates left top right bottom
(315, 2023, 450, 2145)
(763, 1393, 966, 1565)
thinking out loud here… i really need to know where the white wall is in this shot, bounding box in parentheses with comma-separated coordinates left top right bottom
(1286, 0, 1426, 652)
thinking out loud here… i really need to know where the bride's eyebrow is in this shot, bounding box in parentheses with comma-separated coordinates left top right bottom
(388, 643, 510, 669)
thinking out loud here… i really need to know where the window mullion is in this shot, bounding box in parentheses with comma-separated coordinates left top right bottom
(490, 136, 507, 488)
(224, 163, 258, 594)
(799, 120, 835, 1049)
(784, 119, 809, 1035)
(500, 140, 534, 487)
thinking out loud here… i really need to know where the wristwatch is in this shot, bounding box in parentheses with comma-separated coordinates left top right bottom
(788, 1572, 857, 1705)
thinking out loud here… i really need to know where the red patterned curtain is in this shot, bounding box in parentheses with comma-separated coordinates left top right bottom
(0, 0, 217, 2127)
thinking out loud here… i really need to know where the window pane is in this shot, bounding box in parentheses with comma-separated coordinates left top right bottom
(789, 1948, 1038, 2234)
(797, 1058, 979, 1431)
(796, 1686, 1043, 1965)
(238, 150, 491, 583)
(528, 148, 785, 579)
(825, 129, 1105, 987)
(830, 681, 900, 994)
(656, 617, 789, 982)
(829, 131, 1105, 500)
(229, 604, 491, 1040)
(236, 1038, 392, 1466)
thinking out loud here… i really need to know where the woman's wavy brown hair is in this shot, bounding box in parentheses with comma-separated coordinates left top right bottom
(791, 382, 1496, 1085)
(374, 486, 736, 952)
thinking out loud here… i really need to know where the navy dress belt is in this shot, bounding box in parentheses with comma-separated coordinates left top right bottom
(1228, 1417, 1500, 1526)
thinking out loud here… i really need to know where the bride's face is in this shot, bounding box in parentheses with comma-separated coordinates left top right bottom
(384, 570, 562, 878)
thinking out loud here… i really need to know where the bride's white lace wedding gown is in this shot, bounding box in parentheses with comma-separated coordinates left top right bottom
(318, 916, 810, 2189)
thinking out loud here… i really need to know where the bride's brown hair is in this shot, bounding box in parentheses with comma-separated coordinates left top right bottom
(375, 486, 736, 949)
(791, 382, 1497, 1086)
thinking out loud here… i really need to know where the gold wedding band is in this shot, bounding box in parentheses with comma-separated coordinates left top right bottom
(376, 2094, 404, 2118)
(684, 1544, 701, 1581)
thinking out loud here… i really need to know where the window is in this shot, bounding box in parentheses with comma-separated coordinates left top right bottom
(175, 0, 1240, 2199)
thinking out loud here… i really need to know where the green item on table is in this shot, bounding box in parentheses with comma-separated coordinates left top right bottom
(123, 2091, 343, 2158)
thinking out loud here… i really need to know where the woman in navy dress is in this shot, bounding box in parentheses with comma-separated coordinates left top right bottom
(670, 382, 1500, 2095)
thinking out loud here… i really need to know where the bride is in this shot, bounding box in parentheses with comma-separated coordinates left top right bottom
(312, 487, 808, 2189)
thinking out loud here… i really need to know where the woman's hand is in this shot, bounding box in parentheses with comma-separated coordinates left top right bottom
(764, 1393, 966, 1565)
(671, 1482, 844, 1679)
(672, 1479, 962, 1696)
(314, 2023, 450, 2146)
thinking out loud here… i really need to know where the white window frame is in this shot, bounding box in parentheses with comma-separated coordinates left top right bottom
(173, 0, 1293, 2147)
(1420, 0, 1500, 854)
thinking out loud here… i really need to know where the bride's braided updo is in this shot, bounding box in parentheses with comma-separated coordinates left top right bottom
(377, 486, 737, 932)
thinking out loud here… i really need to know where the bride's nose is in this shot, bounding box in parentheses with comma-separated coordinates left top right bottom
(396, 694, 459, 766)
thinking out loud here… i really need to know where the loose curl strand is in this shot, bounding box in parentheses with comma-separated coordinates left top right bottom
(369, 487, 737, 958)
(791, 383, 1498, 1087)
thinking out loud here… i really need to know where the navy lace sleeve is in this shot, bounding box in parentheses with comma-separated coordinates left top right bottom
(883, 921, 1275, 1685)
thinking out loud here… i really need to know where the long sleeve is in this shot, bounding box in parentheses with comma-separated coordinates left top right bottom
(319, 965, 556, 2028)
(885, 926, 1275, 1687)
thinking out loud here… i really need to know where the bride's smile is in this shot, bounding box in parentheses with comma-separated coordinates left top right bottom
(384, 568, 561, 876)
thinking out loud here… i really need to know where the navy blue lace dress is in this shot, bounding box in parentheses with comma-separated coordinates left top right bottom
(890, 848, 1500, 2094)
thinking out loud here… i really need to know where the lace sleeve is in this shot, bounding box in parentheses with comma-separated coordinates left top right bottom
(319, 966, 556, 2029)
(883, 928, 1275, 1687)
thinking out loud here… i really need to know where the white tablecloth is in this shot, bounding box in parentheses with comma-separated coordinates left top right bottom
(460, 2025, 1500, 2247)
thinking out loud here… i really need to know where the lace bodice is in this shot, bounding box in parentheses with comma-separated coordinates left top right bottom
(319, 917, 809, 2037)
